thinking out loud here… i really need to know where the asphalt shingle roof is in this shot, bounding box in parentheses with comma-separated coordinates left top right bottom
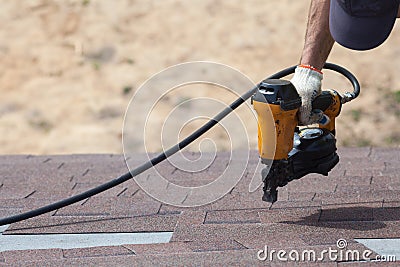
(0, 147, 399, 266)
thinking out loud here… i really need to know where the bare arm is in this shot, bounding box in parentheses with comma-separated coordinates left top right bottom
(300, 0, 335, 70)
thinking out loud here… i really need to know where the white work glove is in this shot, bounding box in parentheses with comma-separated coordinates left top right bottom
(290, 65, 324, 125)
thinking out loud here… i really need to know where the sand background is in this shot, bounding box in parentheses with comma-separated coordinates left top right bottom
(0, 0, 399, 154)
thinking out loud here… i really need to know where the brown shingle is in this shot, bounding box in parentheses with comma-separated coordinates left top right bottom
(204, 209, 261, 224)
(2, 248, 63, 263)
(62, 245, 134, 258)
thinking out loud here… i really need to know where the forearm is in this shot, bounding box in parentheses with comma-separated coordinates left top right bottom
(300, 0, 335, 70)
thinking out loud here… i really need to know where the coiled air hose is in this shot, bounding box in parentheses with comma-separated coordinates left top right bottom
(0, 63, 359, 226)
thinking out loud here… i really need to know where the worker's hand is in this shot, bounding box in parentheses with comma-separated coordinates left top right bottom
(290, 65, 324, 125)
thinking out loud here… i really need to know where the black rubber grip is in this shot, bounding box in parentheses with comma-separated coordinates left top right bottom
(312, 91, 333, 111)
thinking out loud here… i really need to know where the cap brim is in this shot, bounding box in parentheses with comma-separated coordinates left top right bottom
(330, 0, 398, 50)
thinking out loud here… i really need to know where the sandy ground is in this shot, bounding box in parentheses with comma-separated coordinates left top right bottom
(0, 0, 399, 154)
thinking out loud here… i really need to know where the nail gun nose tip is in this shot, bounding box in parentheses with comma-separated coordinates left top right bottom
(262, 191, 277, 203)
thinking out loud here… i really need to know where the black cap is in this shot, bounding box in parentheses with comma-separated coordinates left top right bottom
(330, 0, 399, 50)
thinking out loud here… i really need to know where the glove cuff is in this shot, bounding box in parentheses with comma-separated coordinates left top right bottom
(293, 65, 323, 83)
(298, 64, 323, 74)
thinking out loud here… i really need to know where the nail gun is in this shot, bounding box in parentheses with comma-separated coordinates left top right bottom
(252, 63, 360, 203)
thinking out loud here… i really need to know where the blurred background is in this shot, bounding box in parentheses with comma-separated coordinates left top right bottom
(0, 0, 399, 154)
